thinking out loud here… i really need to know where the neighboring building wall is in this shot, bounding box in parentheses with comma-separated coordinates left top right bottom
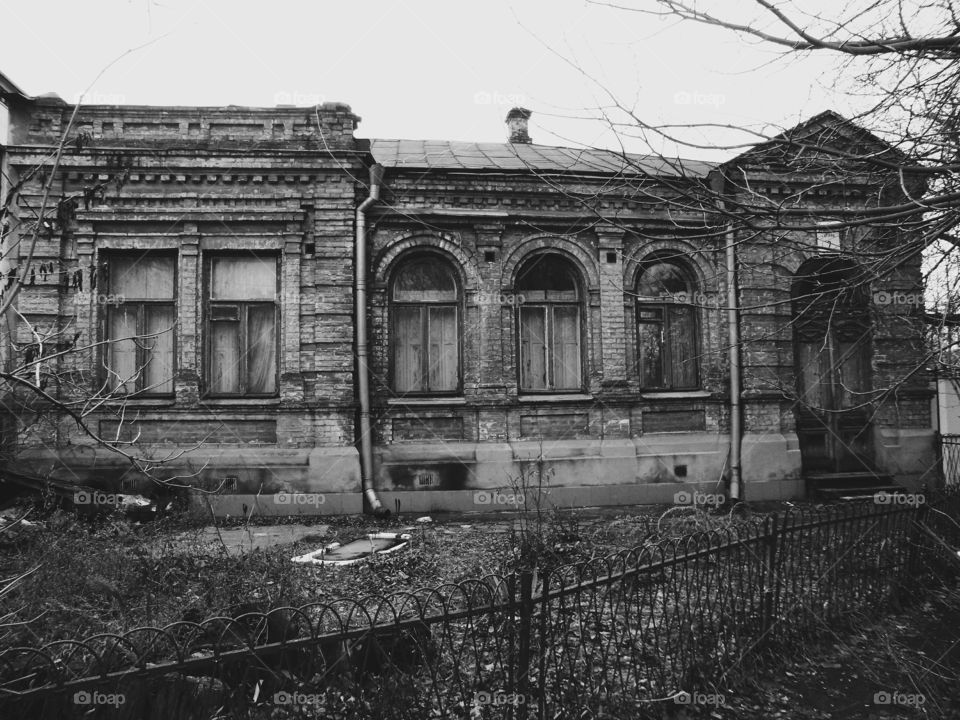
(4, 98, 368, 512)
(937, 377, 960, 435)
(0, 93, 15, 454)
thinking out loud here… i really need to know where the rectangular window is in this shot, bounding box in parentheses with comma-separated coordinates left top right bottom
(637, 309, 664, 388)
(520, 306, 548, 390)
(206, 255, 278, 396)
(106, 253, 176, 395)
(427, 306, 458, 391)
(637, 303, 698, 389)
(552, 306, 580, 389)
(393, 305, 459, 393)
(519, 305, 581, 392)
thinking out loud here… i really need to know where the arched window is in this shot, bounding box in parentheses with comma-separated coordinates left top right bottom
(516, 254, 582, 392)
(391, 255, 460, 394)
(636, 259, 699, 389)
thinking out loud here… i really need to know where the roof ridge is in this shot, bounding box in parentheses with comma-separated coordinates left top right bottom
(367, 138, 717, 177)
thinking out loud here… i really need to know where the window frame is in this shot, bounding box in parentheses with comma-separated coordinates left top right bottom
(389, 253, 462, 396)
(635, 259, 700, 391)
(515, 253, 585, 394)
(203, 252, 280, 398)
(102, 250, 178, 398)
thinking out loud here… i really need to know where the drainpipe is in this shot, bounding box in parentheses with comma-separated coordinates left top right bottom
(725, 220, 743, 503)
(711, 173, 742, 503)
(356, 163, 389, 517)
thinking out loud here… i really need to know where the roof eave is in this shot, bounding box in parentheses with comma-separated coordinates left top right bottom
(0, 70, 28, 99)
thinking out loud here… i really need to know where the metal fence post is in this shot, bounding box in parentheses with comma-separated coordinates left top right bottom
(760, 514, 781, 639)
(535, 569, 549, 720)
(907, 492, 931, 583)
(515, 569, 534, 720)
(506, 571, 518, 708)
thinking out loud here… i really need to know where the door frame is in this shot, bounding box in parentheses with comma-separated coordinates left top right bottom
(791, 258, 874, 474)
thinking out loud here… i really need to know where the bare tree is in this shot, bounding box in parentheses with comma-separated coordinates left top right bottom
(484, 0, 960, 488)
(0, 96, 201, 504)
(591, 0, 958, 318)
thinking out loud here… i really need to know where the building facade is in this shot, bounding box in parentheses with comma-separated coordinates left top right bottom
(0, 84, 937, 514)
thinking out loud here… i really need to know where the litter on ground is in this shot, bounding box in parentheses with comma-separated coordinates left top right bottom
(292, 532, 412, 566)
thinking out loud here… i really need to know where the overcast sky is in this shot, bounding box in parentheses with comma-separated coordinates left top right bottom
(1, 0, 849, 160)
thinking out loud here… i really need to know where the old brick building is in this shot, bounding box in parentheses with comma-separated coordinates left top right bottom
(1, 93, 369, 512)
(0, 81, 936, 514)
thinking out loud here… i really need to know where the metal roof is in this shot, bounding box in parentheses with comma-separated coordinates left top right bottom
(370, 139, 715, 178)
(0, 70, 26, 98)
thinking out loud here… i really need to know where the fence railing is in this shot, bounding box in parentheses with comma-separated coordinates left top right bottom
(2, 488, 959, 719)
(941, 433, 960, 485)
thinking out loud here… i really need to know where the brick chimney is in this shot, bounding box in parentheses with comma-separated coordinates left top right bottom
(506, 107, 532, 144)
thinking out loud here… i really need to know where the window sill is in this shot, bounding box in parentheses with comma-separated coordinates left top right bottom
(640, 390, 711, 400)
(200, 397, 282, 406)
(387, 397, 467, 406)
(99, 397, 176, 407)
(519, 394, 593, 403)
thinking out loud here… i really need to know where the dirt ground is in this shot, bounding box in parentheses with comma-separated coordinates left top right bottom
(693, 585, 960, 719)
(2, 499, 959, 718)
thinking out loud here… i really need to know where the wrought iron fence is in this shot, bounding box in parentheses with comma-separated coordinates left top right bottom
(942, 433, 960, 486)
(2, 489, 959, 719)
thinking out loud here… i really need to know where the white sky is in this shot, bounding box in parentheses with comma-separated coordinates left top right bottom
(0, 0, 851, 161)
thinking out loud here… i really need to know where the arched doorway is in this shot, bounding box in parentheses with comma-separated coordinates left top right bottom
(791, 258, 873, 473)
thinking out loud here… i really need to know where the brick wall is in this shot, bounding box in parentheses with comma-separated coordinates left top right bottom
(3, 99, 365, 466)
(0, 99, 935, 494)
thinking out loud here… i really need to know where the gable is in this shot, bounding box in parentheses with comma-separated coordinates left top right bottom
(721, 110, 907, 174)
